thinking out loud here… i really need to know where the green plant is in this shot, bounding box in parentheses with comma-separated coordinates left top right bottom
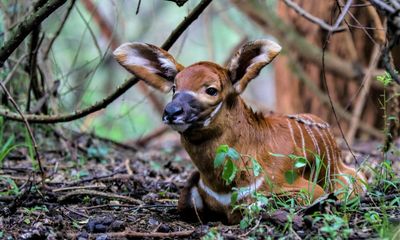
(269, 152, 326, 204)
(214, 144, 240, 185)
(314, 213, 351, 239)
(201, 228, 223, 240)
(0, 177, 20, 196)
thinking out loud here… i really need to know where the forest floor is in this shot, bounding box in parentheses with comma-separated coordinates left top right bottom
(1, 126, 400, 239)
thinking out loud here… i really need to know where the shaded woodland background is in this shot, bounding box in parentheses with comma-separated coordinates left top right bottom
(0, 0, 400, 238)
(0, 0, 399, 146)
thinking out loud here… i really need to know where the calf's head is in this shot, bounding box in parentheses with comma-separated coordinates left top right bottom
(113, 40, 281, 132)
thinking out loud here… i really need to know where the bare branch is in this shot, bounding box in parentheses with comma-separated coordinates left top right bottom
(44, 0, 77, 60)
(0, 0, 68, 67)
(165, 0, 189, 7)
(230, 0, 363, 79)
(0, 0, 214, 123)
(346, 45, 381, 145)
(283, 0, 346, 32)
(0, 81, 45, 178)
(162, 0, 212, 50)
(332, 0, 354, 31)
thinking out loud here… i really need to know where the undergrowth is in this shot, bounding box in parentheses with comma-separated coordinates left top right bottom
(202, 72, 400, 239)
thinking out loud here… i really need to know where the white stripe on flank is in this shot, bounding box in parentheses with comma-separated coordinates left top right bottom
(287, 119, 298, 148)
(198, 177, 264, 206)
(304, 125, 320, 156)
(294, 120, 307, 158)
(322, 130, 334, 185)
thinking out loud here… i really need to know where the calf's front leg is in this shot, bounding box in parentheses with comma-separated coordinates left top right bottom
(177, 171, 207, 222)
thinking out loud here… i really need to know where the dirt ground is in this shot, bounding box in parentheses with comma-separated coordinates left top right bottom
(1, 127, 399, 239)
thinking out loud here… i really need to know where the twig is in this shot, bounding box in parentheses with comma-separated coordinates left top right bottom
(63, 206, 89, 218)
(0, 0, 67, 67)
(230, 0, 363, 80)
(44, 0, 77, 60)
(57, 189, 143, 205)
(0, 0, 214, 123)
(125, 158, 133, 175)
(133, 125, 170, 146)
(0, 81, 44, 178)
(321, 0, 358, 165)
(288, 57, 383, 139)
(162, 0, 213, 50)
(332, 0, 354, 30)
(82, 0, 164, 119)
(64, 171, 128, 186)
(81, 0, 119, 49)
(165, 0, 189, 7)
(85, 203, 176, 210)
(365, 1, 386, 44)
(52, 184, 106, 192)
(67, 229, 194, 239)
(3, 54, 26, 86)
(283, 0, 346, 32)
(27, 1, 43, 113)
(346, 45, 381, 145)
(192, 197, 203, 225)
(136, 0, 141, 14)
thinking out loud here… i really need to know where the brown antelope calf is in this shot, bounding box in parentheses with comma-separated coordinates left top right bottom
(113, 39, 366, 224)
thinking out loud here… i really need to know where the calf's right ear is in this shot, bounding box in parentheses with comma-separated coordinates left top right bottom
(113, 42, 184, 93)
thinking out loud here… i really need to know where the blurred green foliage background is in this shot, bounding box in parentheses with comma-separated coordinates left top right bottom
(0, 0, 277, 142)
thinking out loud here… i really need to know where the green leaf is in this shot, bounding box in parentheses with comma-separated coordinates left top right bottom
(231, 191, 238, 204)
(256, 194, 269, 206)
(214, 152, 226, 168)
(216, 144, 229, 154)
(240, 217, 250, 229)
(227, 147, 240, 161)
(222, 159, 238, 185)
(294, 157, 307, 168)
(284, 170, 297, 184)
(251, 158, 262, 176)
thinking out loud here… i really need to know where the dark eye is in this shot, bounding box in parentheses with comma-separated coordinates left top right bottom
(205, 87, 218, 96)
(172, 85, 176, 94)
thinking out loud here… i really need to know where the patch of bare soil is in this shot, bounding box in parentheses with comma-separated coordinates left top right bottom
(0, 128, 399, 239)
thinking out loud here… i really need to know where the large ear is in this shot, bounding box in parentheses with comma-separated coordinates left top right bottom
(227, 39, 281, 94)
(113, 42, 184, 93)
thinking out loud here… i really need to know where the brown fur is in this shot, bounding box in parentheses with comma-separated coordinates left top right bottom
(113, 40, 365, 224)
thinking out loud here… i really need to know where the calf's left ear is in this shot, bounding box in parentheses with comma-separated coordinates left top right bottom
(227, 39, 281, 94)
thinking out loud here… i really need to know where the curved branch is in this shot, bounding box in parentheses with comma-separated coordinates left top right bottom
(0, 0, 213, 123)
(231, 0, 364, 80)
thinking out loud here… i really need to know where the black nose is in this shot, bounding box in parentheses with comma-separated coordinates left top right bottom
(163, 103, 184, 122)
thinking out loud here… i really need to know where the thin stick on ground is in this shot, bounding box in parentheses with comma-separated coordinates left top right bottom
(67, 230, 195, 239)
(0, 81, 45, 178)
(133, 125, 170, 146)
(0, 0, 213, 123)
(57, 189, 144, 205)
